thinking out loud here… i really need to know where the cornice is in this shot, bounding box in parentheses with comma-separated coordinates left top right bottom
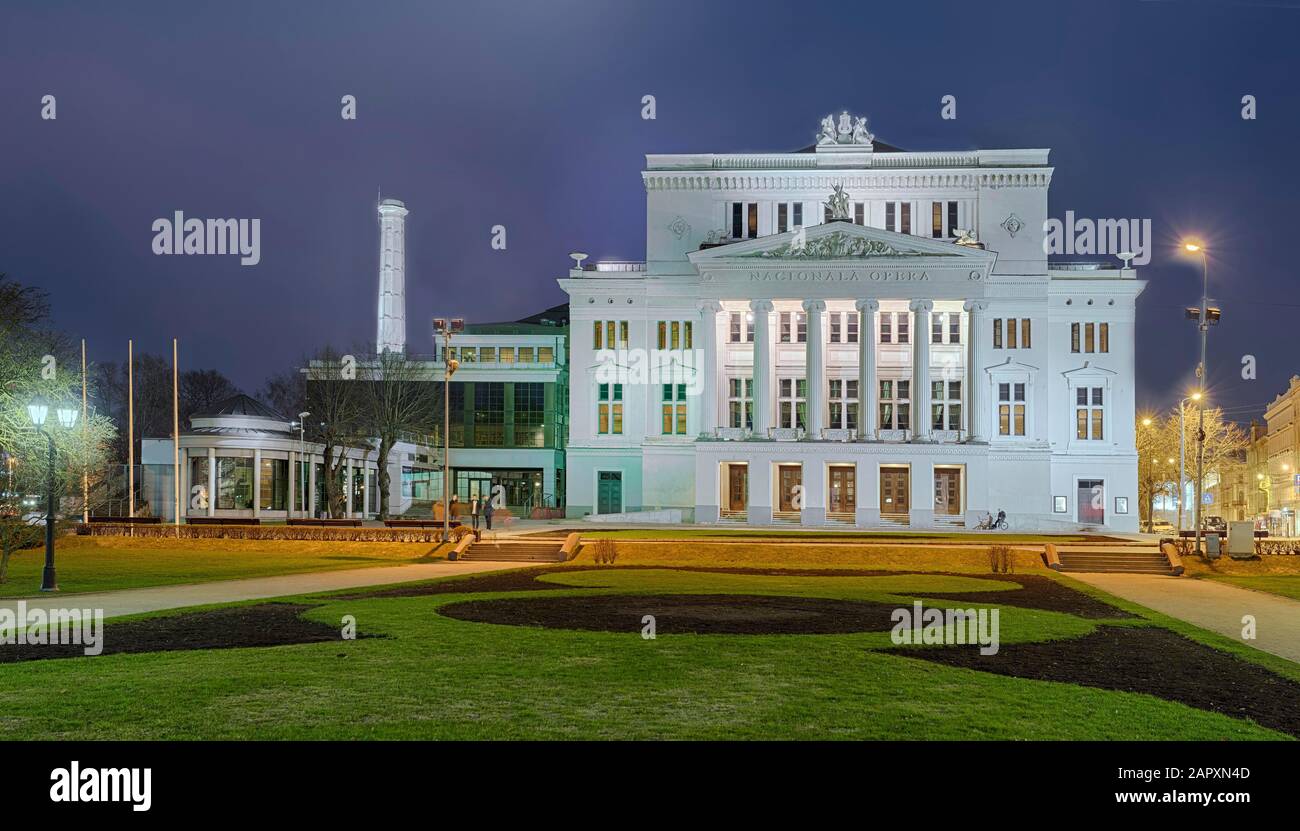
(642, 170, 1051, 192)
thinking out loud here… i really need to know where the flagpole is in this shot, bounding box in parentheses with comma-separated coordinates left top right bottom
(81, 339, 88, 524)
(172, 337, 180, 529)
(127, 339, 134, 518)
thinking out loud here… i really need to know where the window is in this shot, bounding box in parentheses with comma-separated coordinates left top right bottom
(853, 202, 865, 225)
(498, 347, 515, 364)
(847, 314, 859, 343)
(1006, 318, 1018, 349)
(879, 379, 910, 431)
(593, 321, 628, 350)
(728, 311, 754, 343)
(656, 320, 692, 350)
(886, 202, 912, 234)
(993, 318, 1002, 349)
(779, 311, 806, 344)
(1020, 318, 1031, 348)
(828, 379, 859, 431)
(778, 378, 807, 430)
(776, 202, 803, 234)
(830, 313, 842, 343)
(190, 456, 209, 509)
(1071, 322, 1108, 353)
(931, 313, 943, 344)
(730, 202, 758, 239)
(514, 382, 545, 447)
(538, 346, 554, 363)
(474, 382, 505, 446)
(518, 346, 535, 363)
(1075, 386, 1104, 440)
(479, 346, 497, 363)
(661, 383, 688, 435)
(259, 458, 288, 511)
(459, 347, 476, 363)
(949, 313, 961, 344)
(897, 312, 909, 344)
(932, 200, 959, 237)
(880, 313, 892, 343)
(931, 311, 960, 344)
(597, 383, 623, 435)
(728, 377, 753, 430)
(217, 457, 253, 510)
(997, 382, 1026, 437)
(931, 380, 962, 432)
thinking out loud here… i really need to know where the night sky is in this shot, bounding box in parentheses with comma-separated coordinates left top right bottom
(2, 0, 1295, 421)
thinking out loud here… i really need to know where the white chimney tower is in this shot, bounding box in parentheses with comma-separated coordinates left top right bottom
(376, 198, 409, 354)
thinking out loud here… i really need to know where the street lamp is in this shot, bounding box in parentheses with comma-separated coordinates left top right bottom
(1182, 240, 1217, 556)
(290, 412, 310, 518)
(433, 317, 464, 543)
(28, 397, 78, 592)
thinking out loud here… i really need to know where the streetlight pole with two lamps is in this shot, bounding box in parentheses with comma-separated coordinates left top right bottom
(433, 318, 464, 543)
(26, 398, 79, 592)
(1182, 241, 1218, 555)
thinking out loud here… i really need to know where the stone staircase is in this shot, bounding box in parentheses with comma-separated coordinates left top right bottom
(458, 539, 566, 563)
(1055, 546, 1176, 575)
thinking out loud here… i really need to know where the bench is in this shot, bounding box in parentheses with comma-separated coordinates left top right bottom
(89, 516, 161, 525)
(287, 518, 364, 527)
(187, 517, 262, 526)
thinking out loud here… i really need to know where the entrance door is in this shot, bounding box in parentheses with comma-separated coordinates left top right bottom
(880, 468, 910, 514)
(727, 465, 748, 512)
(934, 468, 961, 515)
(829, 466, 856, 514)
(778, 465, 802, 512)
(1078, 479, 1105, 524)
(597, 471, 622, 515)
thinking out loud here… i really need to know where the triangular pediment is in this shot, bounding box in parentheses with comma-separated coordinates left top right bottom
(688, 221, 996, 265)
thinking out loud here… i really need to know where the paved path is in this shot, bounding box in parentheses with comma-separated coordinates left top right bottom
(0, 560, 523, 620)
(1068, 573, 1300, 664)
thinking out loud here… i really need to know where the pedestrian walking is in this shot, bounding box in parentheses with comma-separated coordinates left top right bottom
(483, 491, 495, 531)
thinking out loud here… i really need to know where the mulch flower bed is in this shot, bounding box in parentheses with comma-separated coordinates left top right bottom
(0, 603, 354, 664)
(439, 593, 907, 635)
(890, 624, 1300, 738)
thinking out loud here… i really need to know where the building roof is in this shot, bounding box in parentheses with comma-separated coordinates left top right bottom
(465, 303, 569, 333)
(192, 393, 286, 421)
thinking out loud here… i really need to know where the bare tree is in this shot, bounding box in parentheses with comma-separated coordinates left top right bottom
(180, 369, 239, 422)
(303, 348, 365, 518)
(360, 351, 438, 518)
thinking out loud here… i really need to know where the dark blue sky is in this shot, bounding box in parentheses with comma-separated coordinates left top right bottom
(2, 0, 1296, 420)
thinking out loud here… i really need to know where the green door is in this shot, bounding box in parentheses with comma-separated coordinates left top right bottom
(597, 471, 622, 515)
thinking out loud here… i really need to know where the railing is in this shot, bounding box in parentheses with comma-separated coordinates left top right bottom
(821, 428, 856, 442)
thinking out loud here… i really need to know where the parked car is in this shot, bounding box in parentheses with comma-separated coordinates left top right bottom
(1149, 519, 1175, 534)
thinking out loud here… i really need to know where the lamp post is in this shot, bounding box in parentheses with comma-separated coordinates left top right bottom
(292, 412, 310, 519)
(433, 318, 464, 543)
(1175, 393, 1200, 535)
(27, 398, 78, 592)
(1183, 241, 1216, 556)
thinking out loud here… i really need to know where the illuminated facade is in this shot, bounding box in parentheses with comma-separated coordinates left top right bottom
(558, 114, 1143, 531)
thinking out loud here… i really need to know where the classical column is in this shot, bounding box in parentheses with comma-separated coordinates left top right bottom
(910, 299, 933, 441)
(287, 450, 296, 518)
(308, 455, 317, 517)
(252, 448, 262, 518)
(697, 300, 723, 435)
(345, 458, 354, 517)
(802, 299, 826, 438)
(363, 465, 372, 518)
(963, 300, 989, 441)
(855, 298, 879, 440)
(206, 447, 216, 517)
(750, 300, 774, 437)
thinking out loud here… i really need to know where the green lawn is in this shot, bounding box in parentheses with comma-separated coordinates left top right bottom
(0, 536, 450, 597)
(0, 562, 1293, 740)
(1205, 575, 1300, 602)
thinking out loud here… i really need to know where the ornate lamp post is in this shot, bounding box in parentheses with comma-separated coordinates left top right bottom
(27, 397, 78, 592)
(1183, 241, 1218, 555)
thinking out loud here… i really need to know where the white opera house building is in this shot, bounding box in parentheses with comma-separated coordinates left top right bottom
(560, 113, 1143, 531)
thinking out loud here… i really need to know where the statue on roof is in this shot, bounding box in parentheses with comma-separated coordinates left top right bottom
(817, 115, 837, 145)
(824, 183, 851, 221)
(816, 112, 875, 147)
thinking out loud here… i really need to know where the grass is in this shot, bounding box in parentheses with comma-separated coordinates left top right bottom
(0, 535, 450, 598)
(0, 544, 1293, 740)
(554, 528, 1110, 543)
(1182, 554, 1300, 602)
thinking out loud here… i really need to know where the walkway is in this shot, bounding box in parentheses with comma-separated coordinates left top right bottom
(1068, 572, 1300, 664)
(0, 560, 522, 620)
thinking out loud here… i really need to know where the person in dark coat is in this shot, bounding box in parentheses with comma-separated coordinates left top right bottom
(483, 490, 495, 531)
(470, 496, 480, 530)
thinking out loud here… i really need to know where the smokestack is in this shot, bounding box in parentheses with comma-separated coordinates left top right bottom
(376, 198, 409, 354)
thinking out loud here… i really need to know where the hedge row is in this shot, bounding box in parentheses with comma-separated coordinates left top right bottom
(75, 523, 451, 543)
